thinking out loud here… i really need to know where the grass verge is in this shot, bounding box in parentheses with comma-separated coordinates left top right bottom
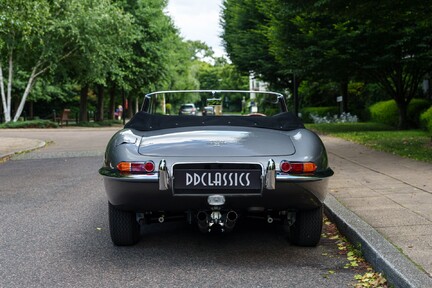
(307, 122, 432, 163)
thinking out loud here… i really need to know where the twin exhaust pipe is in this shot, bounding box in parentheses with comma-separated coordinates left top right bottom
(197, 210, 238, 233)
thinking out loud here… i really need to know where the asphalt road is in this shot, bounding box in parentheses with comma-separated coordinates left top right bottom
(0, 131, 364, 287)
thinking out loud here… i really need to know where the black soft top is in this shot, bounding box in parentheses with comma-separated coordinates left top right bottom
(125, 112, 304, 131)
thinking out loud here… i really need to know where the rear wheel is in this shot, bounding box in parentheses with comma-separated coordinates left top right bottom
(108, 202, 140, 246)
(289, 206, 323, 247)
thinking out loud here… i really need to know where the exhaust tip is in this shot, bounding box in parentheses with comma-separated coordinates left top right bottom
(227, 210, 238, 222)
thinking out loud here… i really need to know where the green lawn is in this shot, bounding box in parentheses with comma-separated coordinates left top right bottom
(307, 123, 432, 163)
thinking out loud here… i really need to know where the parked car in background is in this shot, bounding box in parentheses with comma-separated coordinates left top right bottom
(178, 103, 196, 115)
(202, 106, 215, 116)
(99, 90, 333, 247)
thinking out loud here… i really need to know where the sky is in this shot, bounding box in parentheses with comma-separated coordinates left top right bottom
(165, 0, 225, 57)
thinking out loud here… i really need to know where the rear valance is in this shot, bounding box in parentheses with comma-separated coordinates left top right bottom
(125, 112, 304, 131)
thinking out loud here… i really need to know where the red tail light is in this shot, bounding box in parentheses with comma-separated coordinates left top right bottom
(280, 161, 292, 173)
(144, 161, 155, 172)
(280, 161, 317, 174)
(117, 161, 155, 173)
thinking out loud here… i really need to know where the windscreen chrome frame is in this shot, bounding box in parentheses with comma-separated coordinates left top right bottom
(141, 90, 288, 113)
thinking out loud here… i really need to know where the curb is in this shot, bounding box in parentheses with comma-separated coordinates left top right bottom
(0, 140, 46, 162)
(324, 194, 432, 288)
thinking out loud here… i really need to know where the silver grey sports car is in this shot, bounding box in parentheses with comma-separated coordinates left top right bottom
(99, 90, 333, 246)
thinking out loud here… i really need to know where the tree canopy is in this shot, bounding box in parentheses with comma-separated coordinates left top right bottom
(221, 0, 291, 90)
(221, 0, 432, 129)
(0, 0, 137, 122)
(0, 0, 248, 123)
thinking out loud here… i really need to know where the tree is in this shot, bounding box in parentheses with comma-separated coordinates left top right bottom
(187, 40, 215, 62)
(0, 0, 63, 122)
(0, 0, 135, 123)
(221, 0, 301, 114)
(197, 58, 248, 91)
(222, 0, 432, 128)
(111, 0, 191, 118)
(263, 0, 432, 129)
(343, 0, 432, 129)
(221, 0, 292, 90)
(158, 33, 200, 91)
(261, 0, 359, 113)
(56, 0, 136, 122)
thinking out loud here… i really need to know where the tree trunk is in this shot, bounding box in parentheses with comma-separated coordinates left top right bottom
(13, 66, 37, 122)
(7, 54, 13, 122)
(0, 63, 9, 122)
(127, 94, 133, 119)
(0, 55, 13, 123)
(96, 84, 104, 122)
(108, 83, 116, 120)
(340, 81, 348, 113)
(79, 85, 89, 122)
(396, 99, 410, 130)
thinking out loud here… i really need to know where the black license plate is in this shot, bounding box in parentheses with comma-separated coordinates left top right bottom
(174, 169, 261, 190)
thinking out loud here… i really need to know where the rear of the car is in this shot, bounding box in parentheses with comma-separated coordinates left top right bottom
(100, 91, 333, 246)
(202, 106, 215, 116)
(178, 103, 196, 115)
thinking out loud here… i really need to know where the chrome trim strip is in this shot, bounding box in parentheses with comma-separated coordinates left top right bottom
(142, 90, 287, 112)
(145, 90, 284, 98)
(276, 168, 334, 182)
(99, 167, 159, 181)
(173, 193, 262, 197)
(100, 167, 333, 184)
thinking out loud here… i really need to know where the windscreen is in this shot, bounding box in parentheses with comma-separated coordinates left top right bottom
(144, 91, 285, 117)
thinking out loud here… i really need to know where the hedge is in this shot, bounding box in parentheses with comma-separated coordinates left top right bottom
(420, 106, 432, 133)
(0, 120, 58, 128)
(368, 99, 431, 128)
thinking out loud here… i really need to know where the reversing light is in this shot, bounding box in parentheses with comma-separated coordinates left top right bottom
(280, 161, 317, 174)
(117, 161, 155, 173)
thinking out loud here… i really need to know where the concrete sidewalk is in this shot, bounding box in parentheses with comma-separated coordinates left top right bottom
(0, 129, 431, 287)
(322, 136, 432, 287)
(0, 137, 46, 161)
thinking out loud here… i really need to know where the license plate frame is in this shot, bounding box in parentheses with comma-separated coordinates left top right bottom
(173, 169, 262, 190)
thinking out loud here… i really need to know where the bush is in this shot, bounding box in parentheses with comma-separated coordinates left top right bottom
(408, 99, 432, 127)
(300, 106, 339, 123)
(420, 106, 432, 133)
(310, 112, 358, 124)
(368, 100, 399, 126)
(369, 99, 431, 128)
(0, 120, 58, 128)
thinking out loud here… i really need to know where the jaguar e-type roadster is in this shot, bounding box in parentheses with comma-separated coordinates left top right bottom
(99, 90, 333, 246)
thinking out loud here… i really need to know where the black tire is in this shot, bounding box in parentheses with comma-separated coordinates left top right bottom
(289, 206, 323, 247)
(108, 202, 140, 246)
